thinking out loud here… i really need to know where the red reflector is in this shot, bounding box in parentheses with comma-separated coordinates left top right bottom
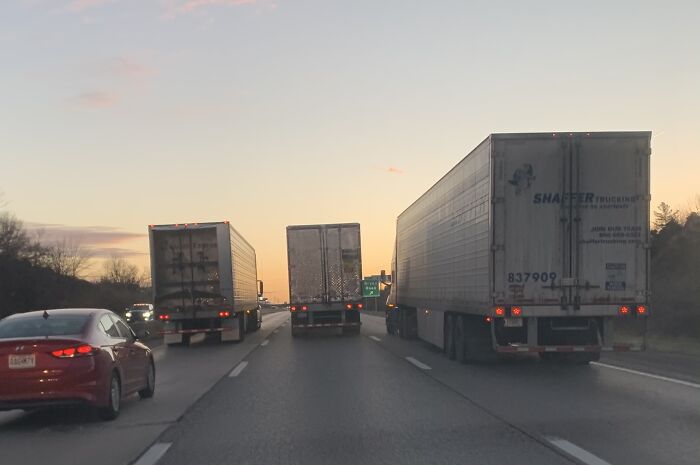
(357, 303, 363, 309)
(495, 307, 505, 317)
(301, 305, 308, 311)
(290, 306, 297, 312)
(511, 306, 522, 317)
(619, 305, 631, 315)
(636, 305, 647, 315)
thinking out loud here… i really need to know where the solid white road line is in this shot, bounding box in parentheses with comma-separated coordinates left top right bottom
(260, 339, 270, 346)
(229, 361, 249, 378)
(369, 336, 381, 342)
(591, 362, 700, 389)
(405, 357, 431, 370)
(547, 438, 612, 465)
(133, 443, 172, 465)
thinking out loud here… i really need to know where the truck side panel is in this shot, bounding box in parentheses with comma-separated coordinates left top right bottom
(396, 139, 492, 313)
(230, 225, 259, 312)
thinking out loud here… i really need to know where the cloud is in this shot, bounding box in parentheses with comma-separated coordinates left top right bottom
(72, 91, 118, 109)
(165, 0, 257, 17)
(67, 0, 114, 12)
(26, 223, 146, 258)
(109, 56, 154, 79)
(386, 166, 403, 175)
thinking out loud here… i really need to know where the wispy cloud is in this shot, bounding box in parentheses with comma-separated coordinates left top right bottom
(386, 166, 403, 175)
(109, 56, 154, 79)
(67, 0, 114, 12)
(164, 0, 257, 17)
(26, 223, 146, 258)
(71, 90, 118, 109)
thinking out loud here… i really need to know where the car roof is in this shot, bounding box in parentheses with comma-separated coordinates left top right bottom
(4, 308, 108, 320)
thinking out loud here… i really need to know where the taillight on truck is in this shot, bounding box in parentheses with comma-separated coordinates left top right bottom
(301, 305, 308, 312)
(159, 314, 170, 320)
(494, 307, 506, 317)
(618, 305, 631, 315)
(636, 305, 648, 315)
(357, 303, 363, 309)
(290, 306, 297, 312)
(218, 311, 231, 318)
(345, 304, 353, 310)
(511, 306, 523, 317)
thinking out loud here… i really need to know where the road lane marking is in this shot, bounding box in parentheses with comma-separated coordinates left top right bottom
(547, 438, 612, 465)
(273, 329, 279, 334)
(133, 442, 172, 465)
(406, 357, 431, 370)
(228, 361, 249, 378)
(260, 339, 270, 346)
(369, 336, 381, 342)
(591, 362, 700, 389)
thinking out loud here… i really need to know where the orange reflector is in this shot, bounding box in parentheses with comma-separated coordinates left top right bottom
(495, 306, 505, 317)
(636, 305, 647, 315)
(511, 306, 523, 317)
(619, 305, 631, 315)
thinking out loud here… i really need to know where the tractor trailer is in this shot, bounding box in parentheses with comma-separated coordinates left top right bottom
(287, 223, 363, 336)
(386, 132, 651, 363)
(149, 222, 262, 345)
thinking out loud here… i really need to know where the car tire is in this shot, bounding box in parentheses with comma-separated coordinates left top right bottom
(98, 372, 121, 421)
(138, 360, 156, 399)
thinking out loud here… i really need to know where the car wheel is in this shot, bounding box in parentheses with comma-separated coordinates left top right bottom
(139, 360, 156, 399)
(98, 372, 121, 421)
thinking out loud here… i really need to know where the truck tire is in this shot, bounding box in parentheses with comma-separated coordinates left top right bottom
(444, 313, 456, 360)
(455, 315, 468, 364)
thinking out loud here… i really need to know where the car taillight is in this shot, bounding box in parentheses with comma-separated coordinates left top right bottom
(218, 311, 231, 318)
(159, 314, 170, 320)
(357, 303, 363, 309)
(511, 306, 523, 317)
(619, 305, 631, 315)
(290, 305, 297, 312)
(636, 305, 647, 315)
(51, 345, 96, 358)
(494, 306, 505, 317)
(301, 305, 308, 312)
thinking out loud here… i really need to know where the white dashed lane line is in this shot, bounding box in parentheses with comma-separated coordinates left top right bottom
(547, 438, 613, 465)
(133, 443, 172, 465)
(369, 336, 381, 342)
(405, 357, 431, 370)
(228, 361, 249, 378)
(260, 339, 270, 346)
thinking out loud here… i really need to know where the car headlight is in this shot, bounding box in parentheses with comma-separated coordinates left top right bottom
(143, 311, 152, 318)
(125, 312, 132, 318)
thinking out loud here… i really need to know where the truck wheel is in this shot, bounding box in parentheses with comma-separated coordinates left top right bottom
(444, 313, 456, 360)
(455, 315, 467, 364)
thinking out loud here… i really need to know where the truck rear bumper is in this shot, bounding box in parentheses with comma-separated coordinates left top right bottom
(496, 343, 643, 353)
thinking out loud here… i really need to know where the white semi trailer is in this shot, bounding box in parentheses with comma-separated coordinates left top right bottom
(386, 132, 651, 363)
(149, 222, 262, 345)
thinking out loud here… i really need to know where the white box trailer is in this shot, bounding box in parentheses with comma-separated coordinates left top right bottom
(149, 222, 262, 345)
(386, 132, 651, 363)
(287, 223, 363, 336)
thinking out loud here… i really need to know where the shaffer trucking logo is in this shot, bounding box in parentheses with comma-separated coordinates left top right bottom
(508, 164, 535, 195)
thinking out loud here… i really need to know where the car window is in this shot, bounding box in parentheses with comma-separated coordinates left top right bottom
(110, 315, 134, 341)
(0, 314, 90, 338)
(99, 315, 121, 338)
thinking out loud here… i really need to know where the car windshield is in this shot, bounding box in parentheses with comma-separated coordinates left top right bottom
(0, 315, 89, 338)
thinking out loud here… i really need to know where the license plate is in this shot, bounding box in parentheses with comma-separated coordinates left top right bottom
(9, 354, 36, 369)
(504, 318, 523, 328)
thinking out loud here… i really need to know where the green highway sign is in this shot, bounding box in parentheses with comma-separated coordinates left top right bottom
(362, 278, 380, 298)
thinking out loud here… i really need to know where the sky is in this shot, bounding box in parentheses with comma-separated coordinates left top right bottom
(1, 0, 699, 302)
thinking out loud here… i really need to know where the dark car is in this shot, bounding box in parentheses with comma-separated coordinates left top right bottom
(0, 308, 155, 420)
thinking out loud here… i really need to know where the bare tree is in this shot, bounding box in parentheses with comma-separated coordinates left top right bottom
(100, 257, 144, 288)
(0, 212, 30, 259)
(45, 239, 93, 278)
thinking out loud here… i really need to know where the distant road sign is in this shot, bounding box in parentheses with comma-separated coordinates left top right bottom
(362, 278, 380, 298)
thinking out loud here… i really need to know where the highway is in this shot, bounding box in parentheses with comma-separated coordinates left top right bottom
(1, 311, 698, 465)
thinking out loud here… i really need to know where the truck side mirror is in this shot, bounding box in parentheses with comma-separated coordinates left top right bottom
(257, 280, 264, 298)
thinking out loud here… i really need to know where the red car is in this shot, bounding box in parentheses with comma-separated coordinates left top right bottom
(0, 308, 155, 420)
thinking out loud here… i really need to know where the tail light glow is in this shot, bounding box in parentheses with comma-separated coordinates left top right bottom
(345, 304, 353, 310)
(636, 305, 647, 315)
(51, 345, 96, 358)
(495, 306, 506, 317)
(218, 311, 231, 318)
(290, 305, 297, 312)
(357, 303, 363, 309)
(301, 305, 308, 311)
(619, 305, 631, 315)
(159, 314, 170, 320)
(484, 316, 493, 323)
(511, 306, 523, 317)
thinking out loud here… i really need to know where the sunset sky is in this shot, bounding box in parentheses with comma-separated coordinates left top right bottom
(2, 0, 699, 302)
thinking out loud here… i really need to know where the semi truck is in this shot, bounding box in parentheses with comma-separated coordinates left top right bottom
(386, 132, 651, 363)
(287, 223, 363, 336)
(149, 222, 262, 345)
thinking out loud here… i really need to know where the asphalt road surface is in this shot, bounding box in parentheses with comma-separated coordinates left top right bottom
(1, 312, 698, 465)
